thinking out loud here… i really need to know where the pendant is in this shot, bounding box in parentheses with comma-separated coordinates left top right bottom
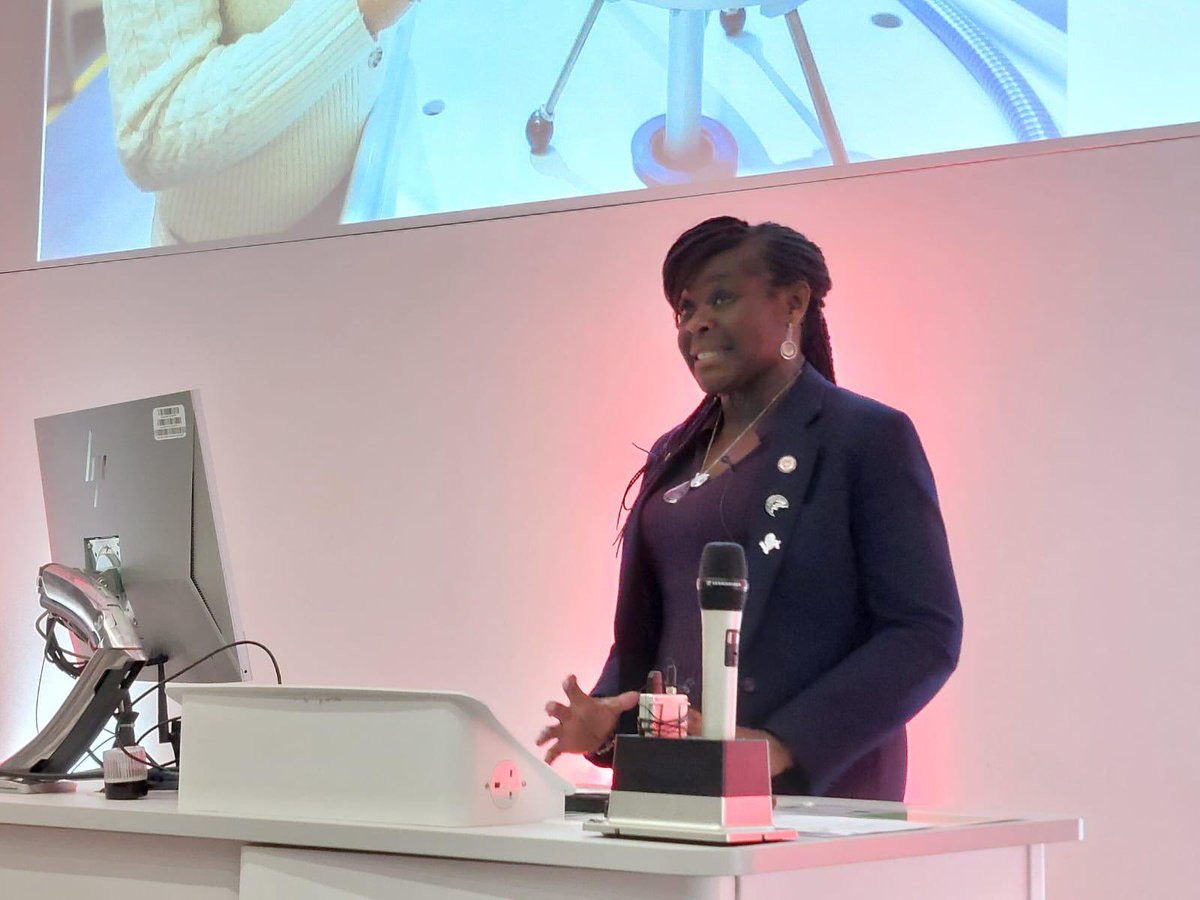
(689, 472, 710, 488)
(663, 481, 691, 504)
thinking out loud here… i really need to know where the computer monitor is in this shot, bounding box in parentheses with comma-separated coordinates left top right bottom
(34, 391, 249, 683)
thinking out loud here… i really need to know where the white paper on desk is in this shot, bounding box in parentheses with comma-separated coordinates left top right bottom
(773, 814, 930, 837)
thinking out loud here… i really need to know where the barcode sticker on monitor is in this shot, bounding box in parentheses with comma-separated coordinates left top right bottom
(153, 405, 188, 441)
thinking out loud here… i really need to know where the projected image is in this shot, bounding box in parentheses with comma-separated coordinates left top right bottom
(35, 1, 1191, 262)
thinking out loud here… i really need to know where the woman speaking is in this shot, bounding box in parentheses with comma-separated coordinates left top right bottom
(538, 216, 962, 801)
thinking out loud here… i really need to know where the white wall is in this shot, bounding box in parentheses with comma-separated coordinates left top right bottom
(3, 6, 1200, 898)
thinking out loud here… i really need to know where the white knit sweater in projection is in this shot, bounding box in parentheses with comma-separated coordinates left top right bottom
(102, 0, 385, 242)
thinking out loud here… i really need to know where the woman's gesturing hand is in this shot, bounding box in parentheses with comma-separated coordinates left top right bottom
(536, 674, 639, 764)
(357, 0, 417, 35)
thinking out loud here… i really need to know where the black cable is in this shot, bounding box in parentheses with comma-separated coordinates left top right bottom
(34, 647, 47, 733)
(119, 745, 176, 773)
(0, 733, 168, 782)
(4, 641, 278, 784)
(10, 613, 99, 782)
(128, 716, 179, 770)
(137, 716, 180, 748)
(128, 640, 281, 708)
(637, 708, 690, 736)
(37, 614, 88, 661)
(124, 639, 280, 772)
(42, 617, 88, 679)
(70, 726, 118, 774)
(36, 612, 88, 695)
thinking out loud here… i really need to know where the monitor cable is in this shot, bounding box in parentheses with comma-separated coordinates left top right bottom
(2, 639, 281, 783)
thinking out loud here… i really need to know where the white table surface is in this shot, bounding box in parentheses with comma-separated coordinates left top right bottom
(0, 789, 1080, 878)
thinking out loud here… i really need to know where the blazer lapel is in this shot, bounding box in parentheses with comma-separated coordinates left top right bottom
(623, 371, 825, 650)
(740, 365, 826, 649)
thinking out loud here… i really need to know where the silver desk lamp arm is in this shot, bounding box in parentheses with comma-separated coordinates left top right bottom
(0, 564, 147, 788)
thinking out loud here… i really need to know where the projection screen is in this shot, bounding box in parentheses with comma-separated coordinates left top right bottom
(38, 0, 1200, 263)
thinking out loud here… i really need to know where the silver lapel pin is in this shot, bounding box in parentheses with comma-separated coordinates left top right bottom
(759, 532, 782, 555)
(765, 494, 789, 517)
(777, 455, 797, 474)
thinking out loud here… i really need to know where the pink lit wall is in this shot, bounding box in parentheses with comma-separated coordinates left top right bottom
(2, 134, 1198, 899)
(3, 12, 1200, 885)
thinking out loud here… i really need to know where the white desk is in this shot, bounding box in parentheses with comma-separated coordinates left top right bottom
(0, 790, 1079, 899)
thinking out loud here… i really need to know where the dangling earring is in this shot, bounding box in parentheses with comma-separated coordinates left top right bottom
(780, 320, 798, 360)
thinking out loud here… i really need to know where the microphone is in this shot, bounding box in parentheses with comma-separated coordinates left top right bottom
(697, 542, 748, 741)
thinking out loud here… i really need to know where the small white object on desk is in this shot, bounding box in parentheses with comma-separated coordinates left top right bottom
(773, 813, 930, 837)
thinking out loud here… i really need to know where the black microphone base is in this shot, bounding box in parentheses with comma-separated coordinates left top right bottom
(583, 735, 797, 844)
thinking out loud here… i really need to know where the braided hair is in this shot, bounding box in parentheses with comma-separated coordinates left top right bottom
(617, 216, 837, 537)
(662, 215, 836, 384)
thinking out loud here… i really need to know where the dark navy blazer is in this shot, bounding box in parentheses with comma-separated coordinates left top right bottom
(591, 364, 962, 800)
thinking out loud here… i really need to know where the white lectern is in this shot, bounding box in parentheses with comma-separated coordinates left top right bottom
(166, 684, 572, 827)
(0, 685, 1081, 899)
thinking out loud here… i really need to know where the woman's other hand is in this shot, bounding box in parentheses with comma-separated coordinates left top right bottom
(357, 0, 417, 35)
(536, 674, 639, 764)
(686, 709, 795, 777)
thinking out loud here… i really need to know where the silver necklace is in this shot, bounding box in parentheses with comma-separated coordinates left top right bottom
(663, 363, 804, 504)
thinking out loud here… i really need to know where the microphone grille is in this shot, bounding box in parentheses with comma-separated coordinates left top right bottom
(697, 542, 748, 611)
(699, 542, 747, 581)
